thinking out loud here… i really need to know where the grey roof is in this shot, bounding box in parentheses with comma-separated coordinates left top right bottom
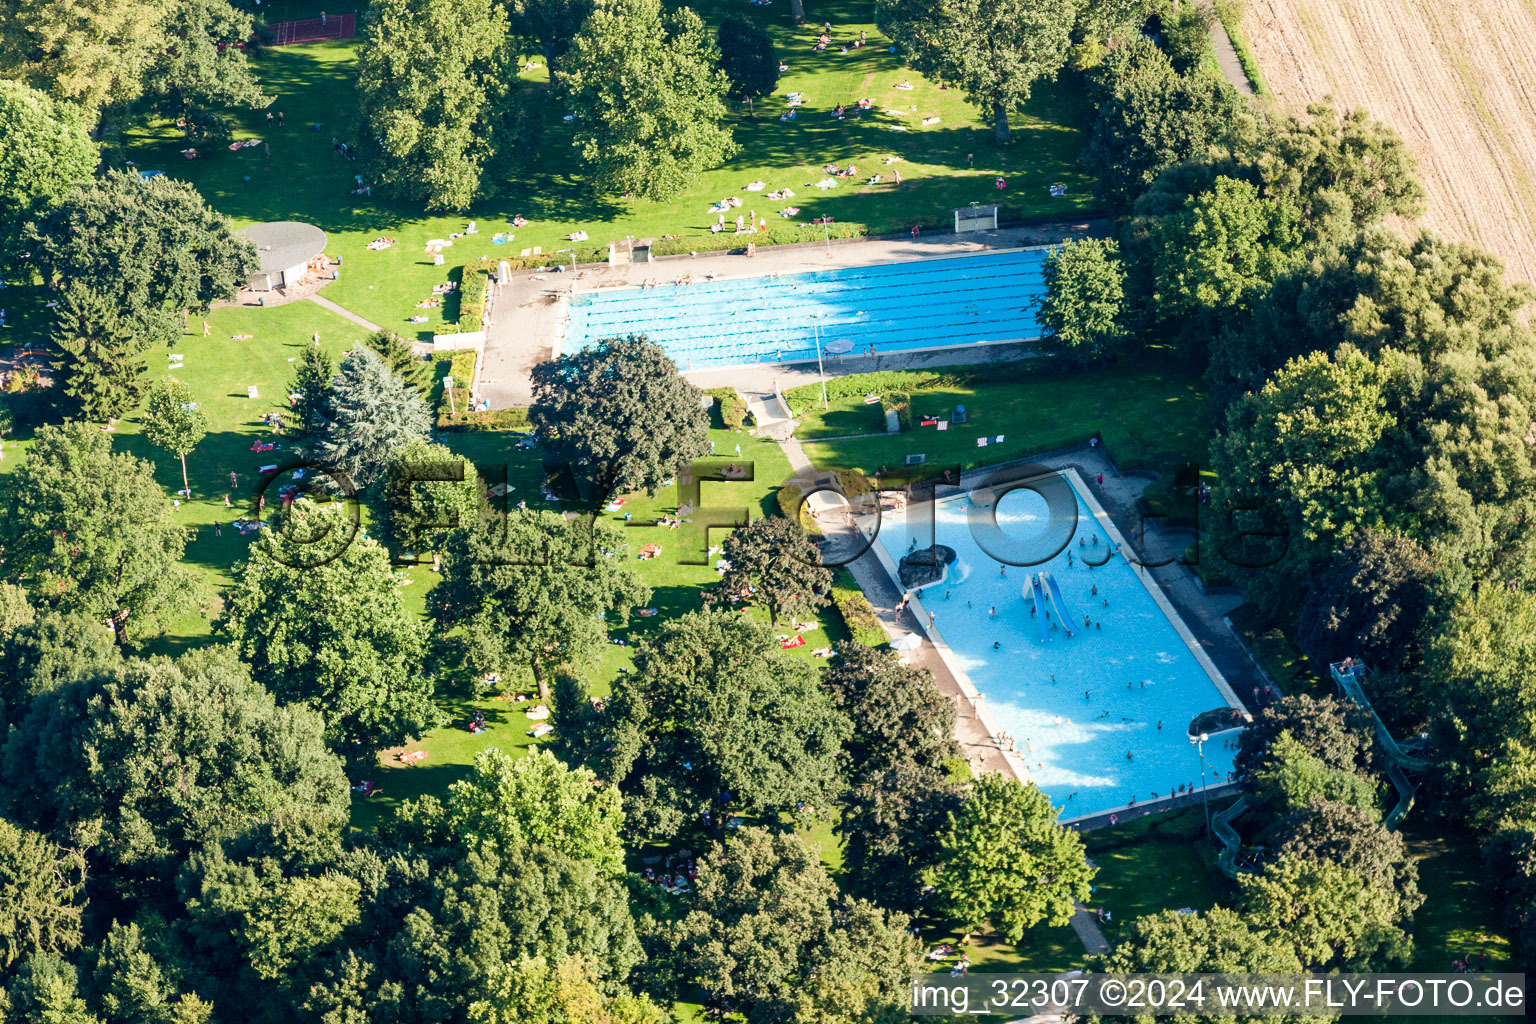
(237, 221, 327, 273)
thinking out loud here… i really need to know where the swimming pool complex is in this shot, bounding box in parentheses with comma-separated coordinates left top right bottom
(868, 472, 1242, 820)
(564, 248, 1049, 369)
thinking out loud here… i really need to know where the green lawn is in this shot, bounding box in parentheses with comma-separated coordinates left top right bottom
(1400, 821, 1513, 970)
(106, 0, 1097, 338)
(1081, 805, 1235, 944)
(796, 357, 1209, 478)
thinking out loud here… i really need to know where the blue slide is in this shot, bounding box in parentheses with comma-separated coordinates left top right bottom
(1025, 577, 1050, 643)
(1039, 572, 1078, 637)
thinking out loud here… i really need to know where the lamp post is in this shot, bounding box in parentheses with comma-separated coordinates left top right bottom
(813, 320, 828, 410)
(1191, 732, 1211, 838)
(823, 218, 831, 259)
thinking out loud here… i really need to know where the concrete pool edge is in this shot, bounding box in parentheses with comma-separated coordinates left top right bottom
(855, 466, 1250, 823)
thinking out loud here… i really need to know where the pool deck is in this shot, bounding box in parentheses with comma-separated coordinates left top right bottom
(476, 219, 1107, 407)
(785, 436, 1264, 827)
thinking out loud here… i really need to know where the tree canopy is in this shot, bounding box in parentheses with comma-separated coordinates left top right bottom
(0, 423, 194, 644)
(357, 0, 513, 210)
(716, 17, 779, 100)
(221, 498, 439, 769)
(309, 346, 433, 488)
(382, 440, 483, 553)
(529, 336, 712, 497)
(0, 80, 96, 273)
(933, 772, 1093, 942)
(141, 376, 208, 500)
(709, 515, 831, 625)
(432, 509, 650, 697)
(878, 0, 1079, 144)
(1037, 236, 1127, 365)
(564, 0, 737, 200)
(595, 610, 850, 844)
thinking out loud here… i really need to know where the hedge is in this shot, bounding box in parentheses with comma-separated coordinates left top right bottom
(457, 265, 488, 333)
(701, 386, 749, 431)
(438, 406, 532, 432)
(649, 221, 867, 258)
(882, 390, 911, 432)
(830, 566, 887, 648)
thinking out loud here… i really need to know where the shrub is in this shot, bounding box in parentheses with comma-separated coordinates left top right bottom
(437, 406, 532, 432)
(702, 386, 748, 431)
(457, 264, 488, 333)
(882, 390, 911, 432)
(649, 221, 866, 258)
(830, 567, 886, 648)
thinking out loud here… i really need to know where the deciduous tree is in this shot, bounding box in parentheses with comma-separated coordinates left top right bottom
(357, 0, 513, 210)
(598, 610, 850, 843)
(221, 498, 439, 769)
(529, 336, 711, 497)
(877, 0, 1079, 144)
(1240, 854, 1411, 970)
(0, 423, 194, 644)
(1037, 237, 1126, 365)
(932, 772, 1093, 942)
(432, 509, 649, 697)
(1249, 731, 1380, 817)
(141, 376, 208, 500)
(1271, 798, 1422, 922)
(382, 440, 482, 554)
(0, 81, 96, 273)
(564, 0, 737, 199)
(709, 515, 830, 626)
(716, 17, 778, 100)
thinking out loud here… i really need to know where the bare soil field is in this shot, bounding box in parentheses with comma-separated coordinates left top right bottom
(1242, 0, 1536, 286)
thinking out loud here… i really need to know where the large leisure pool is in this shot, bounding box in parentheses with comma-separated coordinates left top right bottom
(869, 471, 1242, 820)
(564, 248, 1048, 369)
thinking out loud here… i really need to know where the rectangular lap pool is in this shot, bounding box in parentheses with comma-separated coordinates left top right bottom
(868, 470, 1243, 821)
(564, 248, 1048, 369)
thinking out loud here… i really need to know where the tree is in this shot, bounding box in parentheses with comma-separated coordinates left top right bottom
(716, 18, 778, 100)
(709, 515, 830, 626)
(220, 498, 439, 769)
(877, 0, 1078, 144)
(432, 509, 650, 698)
(468, 956, 667, 1024)
(3, 953, 99, 1024)
(287, 345, 335, 439)
(666, 827, 919, 1023)
(1209, 348, 1394, 608)
(0, 81, 96, 273)
(1234, 693, 1376, 781)
(529, 336, 711, 497)
(823, 641, 960, 778)
(838, 762, 961, 912)
(0, 647, 348, 889)
(89, 922, 214, 1024)
(1037, 237, 1126, 365)
(310, 347, 432, 488)
(48, 283, 153, 422)
(932, 773, 1093, 942)
(597, 610, 850, 843)
(0, 818, 86, 973)
(1249, 731, 1380, 817)
(141, 0, 268, 142)
(1082, 39, 1253, 209)
(1152, 176, 1303, 330)
(30, 171, 254, 345)
(564, 0, 737, 199)
(0, 0, 169, 121)
(1240, 855, 1411, 969)
(365, 330, 433, 395)
(0, 609, 119, 729)
(0, 423, 194, 644)
(1157, 0, 1212, 75)
(440, 749, 625, 874)
(1271, 798, 1423, 922)
(141, 377, 208, 500)
(357, 0, 512, 210)
(1095, 905, 1302, 973)
(382, 440, 482, 554)
(1297, 529, 1438, 675)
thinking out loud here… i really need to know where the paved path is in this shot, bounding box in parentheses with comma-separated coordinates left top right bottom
(1202, 2, 1256, 96)
(308, 294, 383, 333)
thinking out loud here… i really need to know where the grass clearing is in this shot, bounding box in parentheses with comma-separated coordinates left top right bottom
(795, 356, 1208, 479)
(107, 0, 1097, 338)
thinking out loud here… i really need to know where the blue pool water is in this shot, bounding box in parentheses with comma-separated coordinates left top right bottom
(872, 480, 1241, 820)
(565, 249, 1049, 369)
